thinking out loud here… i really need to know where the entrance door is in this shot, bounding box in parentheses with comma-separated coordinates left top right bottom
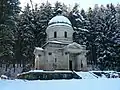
(69, 53, 77, 71)
(69, 61, 72, 71)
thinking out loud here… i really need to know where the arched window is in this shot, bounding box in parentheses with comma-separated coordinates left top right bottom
(64, 31, 67, 38)
(38, 54, 41, 57)
(54, 31, 57, 38)
(48, 52, 52, 55)
(81, 60, 83, 68)
(55, 58, 57, 62)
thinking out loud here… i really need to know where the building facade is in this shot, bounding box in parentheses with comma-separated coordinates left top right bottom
(34, 14, 87, 71)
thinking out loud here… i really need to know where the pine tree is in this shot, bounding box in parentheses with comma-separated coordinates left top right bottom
(93, 4, 119, 70)
(14, 1, 54, 68)
(14, 4, 35, 67)
(53, 1, 68, 16)
(38, 1, 53, 46)
(68, 4, 88, 44)
(0, 0, 20, 65)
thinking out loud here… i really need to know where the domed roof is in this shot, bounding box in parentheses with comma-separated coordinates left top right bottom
(48, 15, 72, 26)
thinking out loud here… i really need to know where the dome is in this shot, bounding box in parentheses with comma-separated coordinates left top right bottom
(48, 15, 72, 26)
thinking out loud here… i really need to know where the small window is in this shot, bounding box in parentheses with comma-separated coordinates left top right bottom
(48, 52, 52, 55)
(65, 52, 67, 55)
(54, 32, 57, 38)
(81, 60, 83, 68)
(55, 58, 57, 62)
(64, 31, 67, 38)
(38, 54, 41, 57)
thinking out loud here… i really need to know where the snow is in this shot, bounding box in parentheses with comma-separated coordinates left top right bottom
(29, 70, 44, 72)
(89, 71, 116, 73)
(89, 71, 120, 78)
(75, 18, 82, 22)
(17, 70, 44, 76)
(35, 47, 44, 51)
(48, 23, 72, 27)
(75, 72, 97, 79)
(78, 28, 89, 32)
(0, 75, 8, 79)
(73, 12, 78, 17)
(57, 8, 62, 12)
(42, 41, 65, 48)
(48, 16, 71, 25)
(0, 78, 120, 90)
(48, 41, 62, 44)
(29, 70, 73, 73)
(73, 12, 85, 21)
(74, 27, 77, 29)
(79, 13, 85, 21)
(66, 42, 85, 49)
(17, 70, 74, 76)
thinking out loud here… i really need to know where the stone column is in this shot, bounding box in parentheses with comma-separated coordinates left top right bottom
(35, 55, 39, 69)
(76, 50, 87, 71)
(76, 54, 82, 71)
(80, 51, 87, 71)
(82, 54, 87, 71)
(67, 52, 69, 70)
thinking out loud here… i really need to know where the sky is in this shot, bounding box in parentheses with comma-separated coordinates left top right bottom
(20, 0, 120, 11)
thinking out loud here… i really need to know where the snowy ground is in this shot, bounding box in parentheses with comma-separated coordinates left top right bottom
(0, 78, 120, 90)
(75, 72, 98, 79)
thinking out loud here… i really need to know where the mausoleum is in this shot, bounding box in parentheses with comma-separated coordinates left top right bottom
(34, 10, 87, 71)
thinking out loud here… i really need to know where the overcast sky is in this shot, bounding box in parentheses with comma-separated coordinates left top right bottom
(20, 0, 119, 10)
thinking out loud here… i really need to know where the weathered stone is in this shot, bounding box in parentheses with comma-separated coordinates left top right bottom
(34, 15, 88, 71)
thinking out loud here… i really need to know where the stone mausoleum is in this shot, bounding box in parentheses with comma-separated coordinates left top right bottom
(34, 11, 87, 71)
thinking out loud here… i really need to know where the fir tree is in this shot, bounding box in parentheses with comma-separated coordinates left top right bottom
(0, 0, 20, 65)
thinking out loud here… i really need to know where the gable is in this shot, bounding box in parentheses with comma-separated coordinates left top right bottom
(67, 44, 80, 49)
(66, 42, 83, 49)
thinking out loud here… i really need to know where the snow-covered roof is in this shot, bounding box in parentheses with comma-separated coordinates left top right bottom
(48, 41, 62, 44)
(48, 15, 72, 26)
(35, 47, 44, 51)
(48, 23, 72, 28)
(42, 41, 67, 48)
(66, 42, 85, 49)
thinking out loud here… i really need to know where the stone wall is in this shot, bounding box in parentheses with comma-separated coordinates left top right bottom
(46, 25, 74, 44)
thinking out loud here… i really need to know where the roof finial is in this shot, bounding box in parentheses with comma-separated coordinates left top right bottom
(56, 8, 62, 15)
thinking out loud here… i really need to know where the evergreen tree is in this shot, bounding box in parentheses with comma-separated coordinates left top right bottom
(38, 1, 53, 46)
(0, 0, 20, 65)
(68, 4, 88, 45)
(14, 1, 53, 68)
(13, 4, 34, 66)
(93, 4, 119, 70)
(82, 7, 98, 66)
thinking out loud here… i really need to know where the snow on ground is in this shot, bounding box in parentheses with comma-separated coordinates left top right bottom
(75, 72, 97, 79)
(0, 79, 120, 90)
